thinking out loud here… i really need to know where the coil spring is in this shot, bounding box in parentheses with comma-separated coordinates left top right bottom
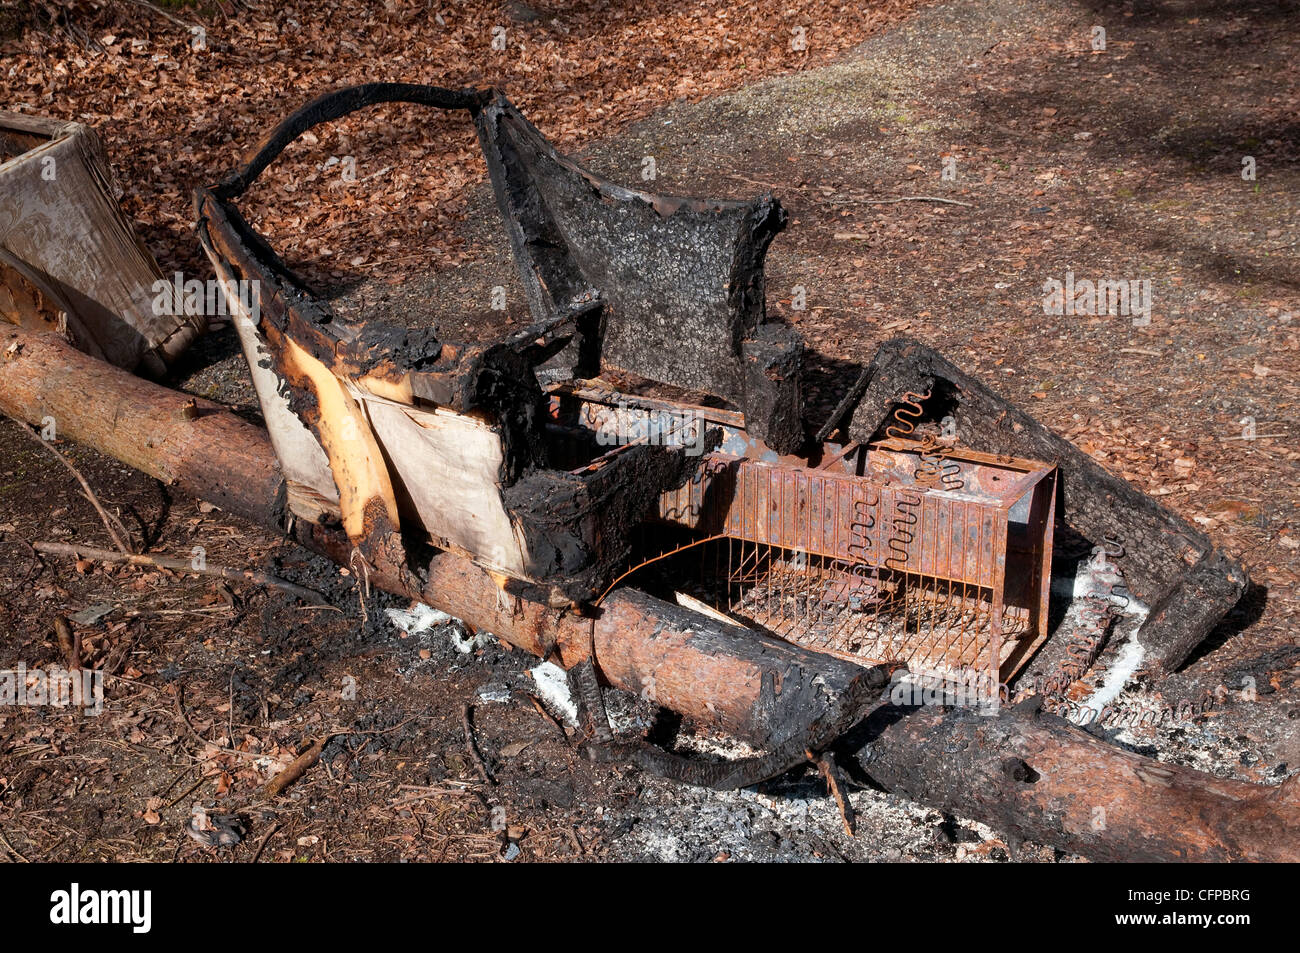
(883, 390, 930, 444)
(1093, 535, 1131, 615)
(882, 389, 969, 491)
(914, 434, 966, 492)
(662, 457, 731, 524)
(847, 491, 878, 564)
(659, 501, 697, 521)
(889, 393, 965, 492)
(1109, 577, 1130, 614)
(914, 433, 942, 483)
(1044, 688, 1218, 729)
(939, 459, 964, 491)
(1102, 534, 1126, 560)
(1057, 591, 1113, 684)
(886, 490, 920, 571)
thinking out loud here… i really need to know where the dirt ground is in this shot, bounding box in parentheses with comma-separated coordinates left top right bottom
(1, 0, 1298, 862)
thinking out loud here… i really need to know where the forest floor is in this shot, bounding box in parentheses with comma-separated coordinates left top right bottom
(1, 0, 1297, 862)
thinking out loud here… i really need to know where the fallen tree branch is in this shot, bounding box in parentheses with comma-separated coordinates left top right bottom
(855, 195, 974, 207)
(32, 540, 325, 604)
(53, 615, 80, 670)
(262, 718, 418, 798)
(262, 739, 326, 798)
(20, 424, 132, 553)
(462, 703, 495, 785)
(247, 820, 281, 864)
(813, 751, 855, 836)
(0, 825, 29, 863)
(121, 0, 201, 32)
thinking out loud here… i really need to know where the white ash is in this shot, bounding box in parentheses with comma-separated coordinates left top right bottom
(1049, 555, 1152, 714)
(529, 661, 580, 727)
(385, 603, 453, 634)
(385, 602, 490, 654)
(477, 683, 513, 703)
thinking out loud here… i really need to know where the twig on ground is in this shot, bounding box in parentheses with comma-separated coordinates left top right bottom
(849, 195, 974, 207)
(261, 717, 419, 798)
(173, 688, 269, 763)
(0, 534, 40, 594)
(461, 703, 495, 785)
(20, 425, 132, 553)
(387, 788, 476, 810)
(33, 540, 325, 604)
(263, 739, 327, 798)
(122, 0, 201, 32)
(248, 821, 281, 863)
(152, 766, 198, 802)
(53, 616, 80, 670)
(0, 825, 29, 863)
(726, 173, 796, 192)
(324, 716, 418, 738)
(173, 688, 209, 748)
(526, 693, 570, 742)
(164, 777, 206, 810)
(813, 750, 856, 837)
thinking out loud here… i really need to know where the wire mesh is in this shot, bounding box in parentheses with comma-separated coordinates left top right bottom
(560, 389, 1056, 684)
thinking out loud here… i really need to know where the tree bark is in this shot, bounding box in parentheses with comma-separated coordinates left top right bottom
(0, 326, 280, 526)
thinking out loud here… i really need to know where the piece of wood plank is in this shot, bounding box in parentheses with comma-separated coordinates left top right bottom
(0, 111, 204, 373)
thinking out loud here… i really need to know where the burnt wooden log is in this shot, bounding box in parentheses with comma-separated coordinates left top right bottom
(1, 325, 1291, 861)
(823, 336, 1248, 676)
(593, 588, 886, 750)
(855, 702, 1299, 862)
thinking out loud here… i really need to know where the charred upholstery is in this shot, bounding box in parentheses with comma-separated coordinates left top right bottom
(196, 82, 806, 601)
(474, 99, 801, 451)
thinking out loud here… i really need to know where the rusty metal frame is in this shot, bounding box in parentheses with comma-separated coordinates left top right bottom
(571, 380, 1057, 684)
(819, 336, 1250, 676)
